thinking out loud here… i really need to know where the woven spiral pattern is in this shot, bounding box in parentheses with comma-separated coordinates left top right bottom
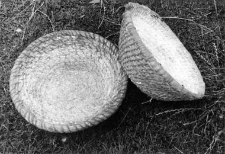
(10, 30, 127, 133)
(119, 2, 205, 101)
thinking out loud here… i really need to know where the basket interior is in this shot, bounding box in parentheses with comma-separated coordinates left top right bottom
(131, 12, 204, 95)
(10, 32, 122, 126)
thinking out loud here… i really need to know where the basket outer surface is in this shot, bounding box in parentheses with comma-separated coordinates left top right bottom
(10, 30, 128, 133)
(119, 2, 205, 101)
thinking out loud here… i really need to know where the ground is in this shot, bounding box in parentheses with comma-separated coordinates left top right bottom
(0, 0, 225, 153)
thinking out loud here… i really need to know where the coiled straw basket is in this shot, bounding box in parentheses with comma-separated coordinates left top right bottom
(119, 3, 205, 101)
(10, 30, 128, 133)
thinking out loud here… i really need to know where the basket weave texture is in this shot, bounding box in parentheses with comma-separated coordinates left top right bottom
(10, 30, 127, 133)
(119, 2, 205, 101)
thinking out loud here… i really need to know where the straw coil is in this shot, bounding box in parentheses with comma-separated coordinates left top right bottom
(119, 2, 205, 101)
(10, 30, 127, 133)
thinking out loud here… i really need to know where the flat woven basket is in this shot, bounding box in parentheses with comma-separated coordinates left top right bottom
(119, 2, 205, 101)
(10, 30, 128, 133)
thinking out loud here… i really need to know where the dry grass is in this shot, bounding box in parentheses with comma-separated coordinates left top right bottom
(0, 0, 225, 153)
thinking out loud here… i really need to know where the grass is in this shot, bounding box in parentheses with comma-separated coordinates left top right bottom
(0, 0, 225, 153)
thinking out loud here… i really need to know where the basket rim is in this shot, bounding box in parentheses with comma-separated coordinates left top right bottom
(10, 30, 128, 133)
(120, 2, 205, 100)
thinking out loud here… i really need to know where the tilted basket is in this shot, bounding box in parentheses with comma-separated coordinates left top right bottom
(10, 30, 128, 133)
(119, 2, 205, 101)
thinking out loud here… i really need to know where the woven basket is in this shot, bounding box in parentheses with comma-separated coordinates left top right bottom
(119, 2, 205, 101)
(10, 30, 128, 133)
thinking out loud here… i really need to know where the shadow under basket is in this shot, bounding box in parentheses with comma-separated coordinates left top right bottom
(119, 2, 205, 101)
(10, 30, 128, 133)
